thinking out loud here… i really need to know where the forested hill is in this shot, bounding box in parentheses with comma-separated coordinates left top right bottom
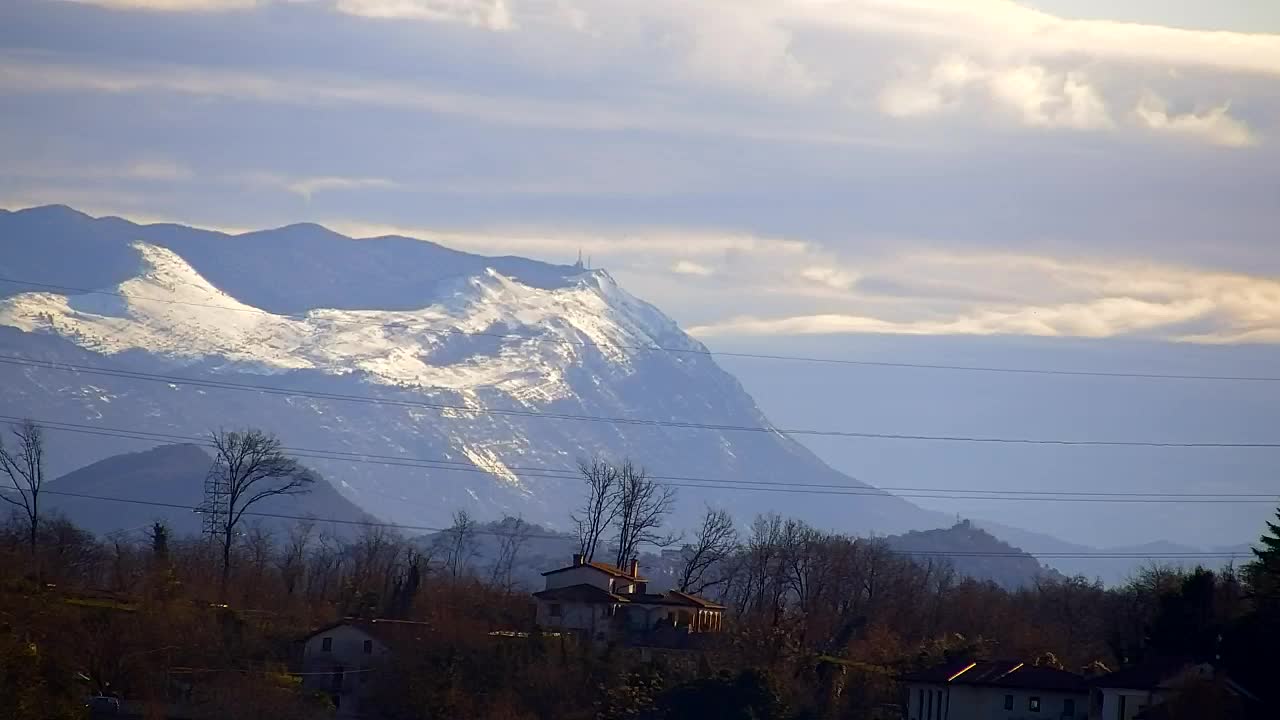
(886, 520, 1061, 589)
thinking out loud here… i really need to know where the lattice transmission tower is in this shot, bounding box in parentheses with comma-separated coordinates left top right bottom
(200, 468, 230, 541)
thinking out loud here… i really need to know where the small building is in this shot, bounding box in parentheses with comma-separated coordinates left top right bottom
(902, 659, 1088, 720)
(299, 619, 432, 718)
(533, 554, 724, 645)
(1088, 660, 1257, 720)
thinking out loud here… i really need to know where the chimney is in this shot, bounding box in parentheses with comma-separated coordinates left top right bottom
(572, 553, 584, 566)
(629, 557, 639, 578)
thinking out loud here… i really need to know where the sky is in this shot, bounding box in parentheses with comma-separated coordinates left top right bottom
(2, 0, 1279, 548)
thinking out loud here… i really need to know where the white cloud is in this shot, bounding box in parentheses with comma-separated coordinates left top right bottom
(277, 175, 398, 200)
(1134, 93, 1256, 148)
(689, 251, 1280, 344)
(323, 220, 812, 262)
(799, 266, 857, 290)
(878, 56, 1114, 130)
(672, 260, 714, 277)
(335, 0, 514, 30)
(802, 0, 1280, 78)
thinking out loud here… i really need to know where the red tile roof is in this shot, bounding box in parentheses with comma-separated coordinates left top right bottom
(542, 560, 644, 581)
(532, 584, 723, 609)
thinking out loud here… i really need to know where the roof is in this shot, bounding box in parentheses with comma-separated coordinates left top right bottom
(532, 584, 724, 609)
(303, 618, 434, 651)
(1092, 661, 1257, 701)
(542, 560, 644, 581)
(533, 583, 628, 603)
(903, 660, 1087, 693)
(1090, 659, 1198, 690)
(627, 590, 725, 609)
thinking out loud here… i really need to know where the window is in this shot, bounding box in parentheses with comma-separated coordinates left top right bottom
(321, 636, 333, 652)
(331, 665, 344, 693)
(1029, 696, 1041, 713)
(1004, 695, 1014, 710)
(1063, 698, 1075, 716)
(917, 689, 923, 719)
(549, 603, 562, 617)
(362, 639, 373, 655)
(926, 688, 932, 719)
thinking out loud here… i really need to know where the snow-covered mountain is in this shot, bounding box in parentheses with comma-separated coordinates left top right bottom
(0, 205, 949, 535)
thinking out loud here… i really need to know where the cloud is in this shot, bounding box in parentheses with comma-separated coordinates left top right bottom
(125, 159, 193, 180)
(0, 56, 896, 149)
(688, 252, 1280, 344)
(878, 56, 1113, 130)
(672, 260, 714, 277)
(1134, 93, 1256, 148)
(335, 0, 514, 30)
(60, 0, 257, 9)
(803, 0, 1280, 78)
(2, 157, 193, 182)
(322, 220, 812, 261)
(280, 172, 399, 197)
(799, 266, 857, 291)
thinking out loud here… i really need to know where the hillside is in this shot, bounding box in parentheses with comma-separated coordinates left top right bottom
(886, 520, 1060, 589)
(0, 205, 947, 537)
(41, 444, 376, 538)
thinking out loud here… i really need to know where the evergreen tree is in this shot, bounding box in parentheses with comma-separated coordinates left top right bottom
(1244, 506, 1280, 606)
(148, 521, 169, 561)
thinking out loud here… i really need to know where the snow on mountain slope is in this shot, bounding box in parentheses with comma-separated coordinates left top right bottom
(0, 205, 948, 536)
(0, 240, 668, 396)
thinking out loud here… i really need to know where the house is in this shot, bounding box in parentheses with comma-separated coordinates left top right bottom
(1088, 660, 1257, 720)
(299, 618, 432, 718)
(532, 554, 724, 645)
(902, 659, 1089, 720)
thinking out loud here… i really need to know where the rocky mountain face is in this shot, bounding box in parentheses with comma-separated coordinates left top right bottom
(0, 205, 947, 536)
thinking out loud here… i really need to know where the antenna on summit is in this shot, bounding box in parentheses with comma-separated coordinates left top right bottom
(574, 248, 584, 270)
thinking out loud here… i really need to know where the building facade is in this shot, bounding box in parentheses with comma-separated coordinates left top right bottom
(903, 660, 1088, 720)
(533, 554, 724, 645)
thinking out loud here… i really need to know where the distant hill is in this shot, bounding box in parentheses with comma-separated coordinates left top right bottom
(886, 520, 1060, 589)
(43, 444, 377, 539)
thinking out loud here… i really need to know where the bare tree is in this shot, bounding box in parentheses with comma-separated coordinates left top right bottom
(677, 507, 738, 595)
(0, 419, 45, 556)
(490, 515, 532, 591)
(276, 520, 314, 597)
(571, 458, 620, 562)
(207, 428, 309, 592)
(612, 460, 677, 568)
(441, 509, 479, 578)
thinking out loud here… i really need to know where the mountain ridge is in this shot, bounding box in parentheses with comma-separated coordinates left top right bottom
(0, 205, 945, 540)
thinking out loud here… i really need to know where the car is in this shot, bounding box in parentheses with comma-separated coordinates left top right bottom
(86, 695, 121, 715)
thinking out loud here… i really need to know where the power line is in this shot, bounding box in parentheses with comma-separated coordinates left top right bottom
(4, 354, 1279, 448)
(11, 416, 1279, 504)
(2, 275, 1276, 384)
(14, 415, 1274, 500)
(12, 487, 1253, 560)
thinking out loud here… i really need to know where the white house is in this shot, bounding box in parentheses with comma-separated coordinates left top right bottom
(1088, 661, 1257, 720)
(299, 619, 432, 718)
(532, 554, 724, 645)
(902, 659, 1089, 720)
